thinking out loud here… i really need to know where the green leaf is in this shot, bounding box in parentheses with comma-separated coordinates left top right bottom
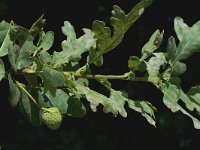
(166, 36, 176, 61)
(9, 24, 36, 70)
(87, 48, 103, 66)
(75, 82, 109, 112)
(141, 29, 164, 59)
(0, 20, 10, 44)
(16, 35, 37, 70)
(161, 83, 200, 129)
(180, 109, 200, 129)
(39, 51, 51, 65)
(75, 82, 125, 116)
(37, 88, 86, 118)
(0, 27, 11, 57)
(161, 83, 181, 112)
(29, 14, 46, 38)
(89, 0, 153, 65)
(146, 53, 166, 83)
(45, 89, 69, 114)
(128, 100, 156, 126)
(0, 58, 5, 81)
(128, 56, 146, 72)
(174, 17, 200, 59)
(169, 76, 181, 87)
(171, 61, 186, 75)
(96, 78, 111, 90)
(180, 90, 196, 112)
(128, 56, 140, 71)
(42, 66, 65, 90)
(35, 89, 51, 107)
(174, 17, 200, 60)
(66, 97, 86, 118)
(61, 21, 76, 40)
(20, 88, 41, 126)
(75, 82, 156, 124)
(52, 22, 96, 67)
(7, 44, 20, 72)
(107, 90, 127, 117)
(187, 85, 200, 112)
(63, 72, 76, 89)
(9, 25, 29, 47)
(7, 22, 41, 70)
(76, 78, 89, 87)
(165, 17, 200, 76)
(8, 74, 21, 108)
(167, 17, 200, 76)
(36, 31, 54, 53)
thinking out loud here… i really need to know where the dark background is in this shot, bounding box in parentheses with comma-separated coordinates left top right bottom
(1, 0, 200, 149)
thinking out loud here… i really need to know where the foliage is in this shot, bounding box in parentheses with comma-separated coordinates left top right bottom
(0, 0, 200, 130)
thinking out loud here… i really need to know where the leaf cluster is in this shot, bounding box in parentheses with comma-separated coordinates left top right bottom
(1, 0, 200, 130)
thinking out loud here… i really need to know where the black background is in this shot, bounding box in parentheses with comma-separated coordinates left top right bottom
(1, 0, 200, 149)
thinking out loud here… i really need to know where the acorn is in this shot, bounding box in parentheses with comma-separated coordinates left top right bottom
(41, 107, 63, 130)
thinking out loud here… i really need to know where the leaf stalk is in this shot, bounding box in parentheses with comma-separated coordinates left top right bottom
(15, 80, 42, 109)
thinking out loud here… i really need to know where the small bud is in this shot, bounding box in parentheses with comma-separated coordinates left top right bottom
(42, 107, 63, 130)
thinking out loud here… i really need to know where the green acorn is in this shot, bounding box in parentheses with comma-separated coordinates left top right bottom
(41, 107, 63, 130)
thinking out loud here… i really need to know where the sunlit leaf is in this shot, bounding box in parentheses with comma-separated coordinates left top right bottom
(128, 100, 156, 126)
(141, 29, 164, 59)
(0, 27, 11, 57)
(161, 83, 200, 129)
(0, 20, 10, 44)
(167, 17, 200, 76)
(76, 78, 89, 87)
(75, 82, 156, 125)
(36, 31, 54, 52)
(52, 22, 96, 67)
(180, 90, 196, 111)
(161, 83, 181, 112)
(107, 90, 127, 117)
(75, 82, 110, 113)
(75, 82, 126, 116)
(89, 0, 153, 65)
(146, 53, 166, 84)
(187, 85, 200, 113)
